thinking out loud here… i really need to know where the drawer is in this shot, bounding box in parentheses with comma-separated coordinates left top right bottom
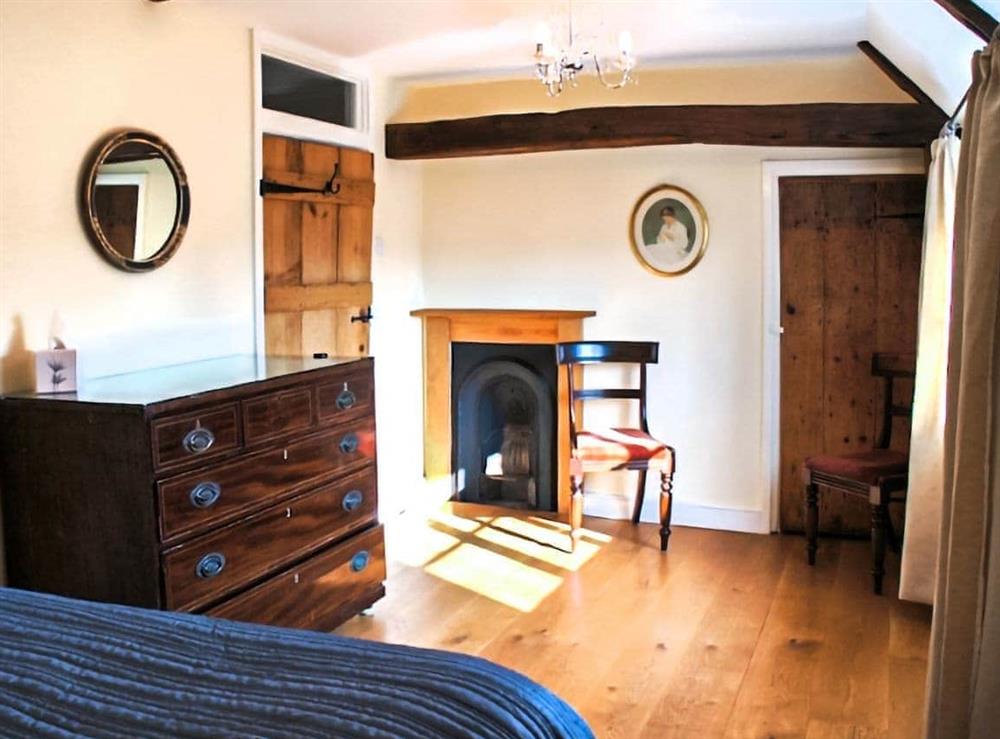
(206, 525, 385, 630)
(162, 469, 378, 611)
(158, 417, 375, 543)
(317, 367, 373, 425)
(152, 404, 240, 470)
(242, 387, 314, 445)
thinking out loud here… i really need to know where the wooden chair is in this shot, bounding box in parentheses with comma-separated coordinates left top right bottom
(556, 341, 676, 552)
(802, 353, 914, 594)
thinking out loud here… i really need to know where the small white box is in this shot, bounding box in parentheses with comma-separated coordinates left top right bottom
(35, 348, 77, 394)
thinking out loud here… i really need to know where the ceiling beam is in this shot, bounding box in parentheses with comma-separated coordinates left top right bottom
(933, 0, 998, 42)
(385, 103, 946, 160)
(857, 41, 946, 116)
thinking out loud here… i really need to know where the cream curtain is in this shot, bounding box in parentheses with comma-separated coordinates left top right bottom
(899, 133, 959, 605)
(924, 30, 1000, 739)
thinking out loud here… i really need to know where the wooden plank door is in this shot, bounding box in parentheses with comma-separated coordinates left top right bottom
(779, 175, 924, 535)
(262, 134, 374, 358)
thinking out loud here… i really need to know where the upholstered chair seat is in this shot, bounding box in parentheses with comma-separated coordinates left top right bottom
(803, 449, 909, 485)
(574, 428, 675, 473)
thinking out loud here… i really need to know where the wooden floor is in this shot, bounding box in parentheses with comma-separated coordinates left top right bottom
(336, 503, 932, 738)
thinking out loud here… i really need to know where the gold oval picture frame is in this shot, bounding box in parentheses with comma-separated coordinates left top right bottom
(629, 184, 709, 276)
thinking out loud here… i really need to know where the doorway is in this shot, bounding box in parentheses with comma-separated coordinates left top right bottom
(778, 174, 925, 535)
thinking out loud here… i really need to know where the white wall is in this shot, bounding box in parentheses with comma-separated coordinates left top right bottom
(421, 145, 921, 531)
(368, 79, 429, 517)
(0, 0, 256, 392)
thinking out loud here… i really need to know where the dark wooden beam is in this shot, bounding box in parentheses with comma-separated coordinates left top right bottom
(933, 0, 998, 41)
(857, 41, 946, 116)
(385, 103, 946, 160)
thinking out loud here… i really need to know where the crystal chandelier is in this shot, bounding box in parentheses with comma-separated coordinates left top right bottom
(533, 2, 635, 97)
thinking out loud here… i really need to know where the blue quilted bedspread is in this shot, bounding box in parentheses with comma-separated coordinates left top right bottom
(0, 588, 593, 738)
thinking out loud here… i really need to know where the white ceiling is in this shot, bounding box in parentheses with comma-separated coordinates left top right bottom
(194, 0, 997, 107)
(197, 0, 874, 76)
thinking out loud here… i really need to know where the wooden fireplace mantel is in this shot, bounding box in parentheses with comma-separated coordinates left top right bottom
(411, 308, 596, 514)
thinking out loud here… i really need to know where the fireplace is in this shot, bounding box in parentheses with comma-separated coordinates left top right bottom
(452, 343, 557, 511)
(410, 308, 595, 514)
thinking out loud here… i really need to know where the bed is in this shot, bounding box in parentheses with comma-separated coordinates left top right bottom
(0, 588, 592, 738)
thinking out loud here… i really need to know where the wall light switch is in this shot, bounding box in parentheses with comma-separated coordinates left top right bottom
(374, 236, 385, 257)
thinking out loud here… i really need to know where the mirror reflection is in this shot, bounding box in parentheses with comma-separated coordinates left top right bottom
(93, 142, 179, 262)
(83, 130, 188, 272)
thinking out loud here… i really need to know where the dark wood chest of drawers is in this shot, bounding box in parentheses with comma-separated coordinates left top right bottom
(0, 355, 385, 631)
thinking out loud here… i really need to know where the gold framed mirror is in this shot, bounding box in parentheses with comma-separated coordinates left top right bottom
(82, 130, 190, 272)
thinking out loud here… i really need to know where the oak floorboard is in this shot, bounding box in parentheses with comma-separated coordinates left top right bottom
(335, 503, 930, 738)
(641, 532, 789, 737)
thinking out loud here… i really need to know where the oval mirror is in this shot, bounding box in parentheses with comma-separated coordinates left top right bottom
(82, 130, 190, 272)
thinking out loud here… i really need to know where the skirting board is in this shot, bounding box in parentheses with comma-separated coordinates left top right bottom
(583, 490, 770, 535)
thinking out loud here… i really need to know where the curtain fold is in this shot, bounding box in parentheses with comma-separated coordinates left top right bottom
(899, 133, 959, 605)
(924, 29, 1000, 739)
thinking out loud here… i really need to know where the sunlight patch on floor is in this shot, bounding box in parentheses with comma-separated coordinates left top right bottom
(476, 516, 602, 571)
(388, 504, 615, 612)
(393, 523, 461, 568)
(424, 542, 565, 612)
(429, 508, 483, 533)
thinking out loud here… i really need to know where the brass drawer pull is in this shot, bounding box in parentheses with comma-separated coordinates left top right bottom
(342, 489, 364, 512)
(195, 552, 226, 579)
(182, 426, 215, 455)
(339, 433, 359, 455)
(350, 550, 370, 573)
(189, 482, 221, 509)
(336, 385, 357, 410)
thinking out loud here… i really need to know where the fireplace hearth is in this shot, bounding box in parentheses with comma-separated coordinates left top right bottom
(452, 343, 557, 512)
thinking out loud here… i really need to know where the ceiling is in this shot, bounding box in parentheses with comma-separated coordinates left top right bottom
(197, 0, 871, 76)
(193, 0, 997, 107)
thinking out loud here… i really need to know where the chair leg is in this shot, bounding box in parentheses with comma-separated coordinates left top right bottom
(884, 506, 901, 554)
(658, 469, 674, 552)
(632, 470, 648, 525)
(569, 473, 584, 553)
(871, 503, 887, 595)
(805, 482, 819, 566)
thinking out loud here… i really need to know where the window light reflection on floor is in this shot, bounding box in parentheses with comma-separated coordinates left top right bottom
(425, 542, 564, 612)
(397, 507, 610, 612)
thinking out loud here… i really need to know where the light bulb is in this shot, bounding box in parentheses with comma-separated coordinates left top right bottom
(618, 30, 633, 56)
(535, 21, 552, 51)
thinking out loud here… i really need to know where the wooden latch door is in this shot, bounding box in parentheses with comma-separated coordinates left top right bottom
(262, 134, 374, 358)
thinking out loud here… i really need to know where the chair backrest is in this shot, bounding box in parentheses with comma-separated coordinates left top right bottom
(556, 341, 659, 438)
(872, 353, 915, 449)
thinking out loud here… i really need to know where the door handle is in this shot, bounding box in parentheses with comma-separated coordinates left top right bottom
(350, 306, 374, 324)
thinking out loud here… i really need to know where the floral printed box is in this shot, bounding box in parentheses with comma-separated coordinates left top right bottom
(35, 348, 77, 394)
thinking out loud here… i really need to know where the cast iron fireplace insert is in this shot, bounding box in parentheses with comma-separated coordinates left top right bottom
(451, 343, 557, 512)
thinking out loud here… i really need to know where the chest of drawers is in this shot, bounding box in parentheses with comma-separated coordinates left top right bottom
(0, 355, 384, 631)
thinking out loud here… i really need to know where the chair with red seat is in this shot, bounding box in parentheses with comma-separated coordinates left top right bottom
(556, 341, 675, 552)
(802, 353, 915, 594)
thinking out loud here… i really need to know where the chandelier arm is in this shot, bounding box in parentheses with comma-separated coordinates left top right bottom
(592, 54, 632, 90)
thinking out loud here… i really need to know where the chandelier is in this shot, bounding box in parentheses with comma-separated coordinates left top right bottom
(533, 3, 635, 97)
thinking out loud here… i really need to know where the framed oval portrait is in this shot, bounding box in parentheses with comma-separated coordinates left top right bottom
(629, 184, 709, 276)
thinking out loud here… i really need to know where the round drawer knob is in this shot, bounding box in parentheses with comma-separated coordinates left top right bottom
(183, 427, 215, 454)
(339, 433, 359, 455)
(342, 489, 364, 512)
(196, 552, 226, 579)
(350, 550, 370, 573)
(336, 388, 357, 410)
(189, 482, 221, 509)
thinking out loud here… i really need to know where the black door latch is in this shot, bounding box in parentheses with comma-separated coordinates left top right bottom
(351, 306, 374, 324)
